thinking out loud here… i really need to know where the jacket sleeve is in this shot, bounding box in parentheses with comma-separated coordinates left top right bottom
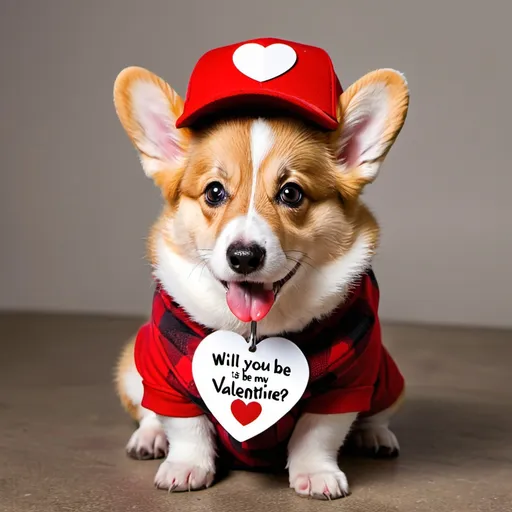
(134, 323, 204, 417)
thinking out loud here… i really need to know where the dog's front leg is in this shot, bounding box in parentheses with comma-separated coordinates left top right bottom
(287, 412, 357, 499)
(154, 415, 217, 492)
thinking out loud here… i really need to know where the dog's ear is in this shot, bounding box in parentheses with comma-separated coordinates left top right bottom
(331, 69, 409, 196)
(113, 67, 191, 180)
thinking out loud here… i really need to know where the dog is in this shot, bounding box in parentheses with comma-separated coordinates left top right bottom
(113, 38, 409, 499)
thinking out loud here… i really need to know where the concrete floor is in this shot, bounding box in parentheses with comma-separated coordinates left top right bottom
(0, 313, 511, 512)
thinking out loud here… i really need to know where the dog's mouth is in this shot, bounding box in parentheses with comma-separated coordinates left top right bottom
(221, 263, 300, 323)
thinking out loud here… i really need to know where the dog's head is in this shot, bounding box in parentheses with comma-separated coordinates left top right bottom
(114, 67, 408, 335)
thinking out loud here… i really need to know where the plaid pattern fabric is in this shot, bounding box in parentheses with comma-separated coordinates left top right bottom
(134, 269, 405, 469)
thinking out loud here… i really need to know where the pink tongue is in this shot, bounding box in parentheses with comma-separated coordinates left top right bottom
(226, 283, 275, 322)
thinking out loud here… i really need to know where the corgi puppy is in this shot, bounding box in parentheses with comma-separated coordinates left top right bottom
(113, 58, 409, 499)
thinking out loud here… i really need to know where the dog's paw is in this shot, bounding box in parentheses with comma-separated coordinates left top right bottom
(351, 425, 400, 458)
(290, 468, 349, 500)
(154, 461, 215, 492)
(126, 424, 168, 460)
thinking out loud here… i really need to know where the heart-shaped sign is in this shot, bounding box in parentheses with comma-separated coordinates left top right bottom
(232, 43, 297, 82)
(192, 330, 309, 442)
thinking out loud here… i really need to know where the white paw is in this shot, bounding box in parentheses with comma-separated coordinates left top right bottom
(290, 466, 349, 500)
(154, 461, 214, 492)
(126, 424, 168, 460)
(351, 425, 400, 457)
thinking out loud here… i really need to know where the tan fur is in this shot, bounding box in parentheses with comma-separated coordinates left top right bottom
(113, 67, 409, 273)
(142, 117, 377, 270)
(112, 65, 408, 423)
(340, 69, 409, 156)
(114, 336, 140, 422)
(114, 66, 192, 205)
(332, 69, 410, 192)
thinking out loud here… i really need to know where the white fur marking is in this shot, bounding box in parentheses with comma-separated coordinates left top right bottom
(247, 120, 274, 223)
(126, 412, 168, 459)
(123, 366, 144, 406)
(288, 412, 357, 499)
(154, 229, 373, 337)
(122, 364, 168, 459)
(154, 415, 217, 491)
(351, 402, 401, 453)
(209, 214, 286, 283)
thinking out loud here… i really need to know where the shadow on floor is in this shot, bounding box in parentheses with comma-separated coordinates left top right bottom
(221, 392, 512, 492)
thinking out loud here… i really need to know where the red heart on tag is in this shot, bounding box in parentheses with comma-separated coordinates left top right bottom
(230, 399, 262, 426)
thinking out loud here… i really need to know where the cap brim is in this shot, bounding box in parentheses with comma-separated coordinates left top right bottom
(176, 89, 339, 131)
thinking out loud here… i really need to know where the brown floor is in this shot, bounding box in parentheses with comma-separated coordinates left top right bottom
(0, 313, 511, 512)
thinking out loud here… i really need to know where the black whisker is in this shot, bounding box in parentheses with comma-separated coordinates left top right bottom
(285, 255, 323, 277)
(284, 250, 318, 268)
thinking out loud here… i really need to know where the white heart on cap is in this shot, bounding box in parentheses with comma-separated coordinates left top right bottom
(232, 43, 297, 83)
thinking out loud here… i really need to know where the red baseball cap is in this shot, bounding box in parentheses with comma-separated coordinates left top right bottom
(176, 37, 343, 131)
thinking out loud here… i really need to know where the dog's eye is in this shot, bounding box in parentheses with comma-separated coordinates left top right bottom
(204, 181, 227, 206)
(277, 183, 304, 207)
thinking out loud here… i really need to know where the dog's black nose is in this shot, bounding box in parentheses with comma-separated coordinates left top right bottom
(227, 242, 266, 274)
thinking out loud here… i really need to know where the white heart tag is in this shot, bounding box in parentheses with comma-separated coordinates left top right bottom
(192, 330, 309, 442)
(232, 43, 297, 82)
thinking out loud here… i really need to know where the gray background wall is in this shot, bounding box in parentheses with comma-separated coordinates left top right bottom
(0, 0, 510, 328)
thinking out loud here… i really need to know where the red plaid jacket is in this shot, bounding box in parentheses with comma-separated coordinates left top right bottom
(135, 270, 404, 469)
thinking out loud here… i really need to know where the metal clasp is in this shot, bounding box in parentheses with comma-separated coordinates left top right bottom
(248, 321, 258, 352)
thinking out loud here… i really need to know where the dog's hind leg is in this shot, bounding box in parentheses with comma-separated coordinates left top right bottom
(115, 336, 168, 460)
(348, 393, 404, 458)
